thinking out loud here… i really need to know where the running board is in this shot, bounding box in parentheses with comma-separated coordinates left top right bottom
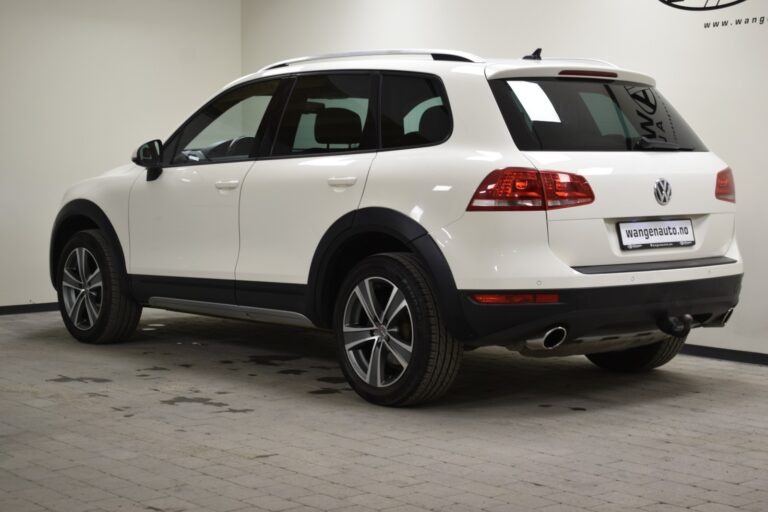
(148, 297, 314, 328)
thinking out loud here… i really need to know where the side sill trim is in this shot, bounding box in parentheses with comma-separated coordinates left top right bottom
(572, 256, 736, 275)
(148, 297, 315, 328)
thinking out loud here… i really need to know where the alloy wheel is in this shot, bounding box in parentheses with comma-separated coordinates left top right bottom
(61, 247, 103, 330)
(342, 277, 414, 388)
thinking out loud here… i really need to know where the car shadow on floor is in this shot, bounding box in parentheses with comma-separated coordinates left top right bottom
(17, 310, 740, 415)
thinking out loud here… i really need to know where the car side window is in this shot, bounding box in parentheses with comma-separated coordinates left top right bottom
(381, 74, 451, 149)
(168, 79, 281, 165)
(272, 74, 375, 156)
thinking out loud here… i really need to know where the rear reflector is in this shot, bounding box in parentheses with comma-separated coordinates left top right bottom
(471, 293, 560, 304)
(558, 69, 618, 78)
(715, 167, 735, 203)
(467, 168, 594, 211)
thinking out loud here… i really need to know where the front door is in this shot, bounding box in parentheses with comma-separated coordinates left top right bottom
(129, 78, 283, 303)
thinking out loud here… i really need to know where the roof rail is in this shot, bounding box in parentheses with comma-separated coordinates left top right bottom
(259, 49, 484, 72)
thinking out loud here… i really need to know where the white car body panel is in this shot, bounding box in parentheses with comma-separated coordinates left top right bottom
(433, 211, 742, 290)
(60, 164, 141, 269)
(236, 154, 375, 284)
(524, 151, 737, 268)
(128, 162, 252, 279)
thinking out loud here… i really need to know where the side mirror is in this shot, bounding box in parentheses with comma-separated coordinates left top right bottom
(132, 139, 163, 181)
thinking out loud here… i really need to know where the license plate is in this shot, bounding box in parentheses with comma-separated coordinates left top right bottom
(617, 219, 695, 250)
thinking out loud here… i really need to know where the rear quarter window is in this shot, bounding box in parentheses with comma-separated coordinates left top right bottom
(381, 73, 451, 149)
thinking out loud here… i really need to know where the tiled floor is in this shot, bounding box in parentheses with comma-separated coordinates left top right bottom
(1, 309, 767, 512)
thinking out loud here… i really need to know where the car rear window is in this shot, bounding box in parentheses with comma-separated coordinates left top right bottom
(490, 78, 706, 151)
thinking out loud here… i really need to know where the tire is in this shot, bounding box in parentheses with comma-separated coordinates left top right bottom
(334, 253, 462, 406)
(586, 336, 687, 372)
(56, 229, 141, 344)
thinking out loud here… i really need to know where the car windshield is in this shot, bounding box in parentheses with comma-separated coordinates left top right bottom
(490, 78, 706, 151)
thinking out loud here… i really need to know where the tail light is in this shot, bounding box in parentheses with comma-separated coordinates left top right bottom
(467, 167, 594, 211)
(715, 167, 735, 203)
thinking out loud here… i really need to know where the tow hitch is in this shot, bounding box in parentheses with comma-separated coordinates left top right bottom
(657, 314, 693, 338)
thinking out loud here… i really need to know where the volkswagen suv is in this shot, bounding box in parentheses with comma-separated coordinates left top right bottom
(50, 49, 742, 405)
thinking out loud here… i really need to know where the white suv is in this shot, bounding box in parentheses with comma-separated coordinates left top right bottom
(51, 49, 742, 405)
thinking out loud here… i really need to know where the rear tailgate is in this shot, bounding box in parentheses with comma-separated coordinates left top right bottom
(523, 151, 735, 267)
(488, 70, 736, 269)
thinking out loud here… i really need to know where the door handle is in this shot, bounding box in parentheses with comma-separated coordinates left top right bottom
(327, 176, 357, 188)
(215, 179, 240, 190)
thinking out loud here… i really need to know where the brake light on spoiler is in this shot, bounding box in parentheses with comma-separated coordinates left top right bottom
(467, 168, 595, 211)
(558, 69, 618, 78)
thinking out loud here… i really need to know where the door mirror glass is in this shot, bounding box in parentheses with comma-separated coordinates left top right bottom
(132, 139, 162, 168)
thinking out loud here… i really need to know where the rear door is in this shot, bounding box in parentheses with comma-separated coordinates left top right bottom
(235, 73, 376, 305)
(490, 77, 736, 268)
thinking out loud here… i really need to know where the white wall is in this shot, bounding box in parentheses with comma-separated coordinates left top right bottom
(241, 0, 768, 354)
(0, 0, 242, 306)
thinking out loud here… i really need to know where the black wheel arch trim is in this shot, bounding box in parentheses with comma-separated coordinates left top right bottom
(306, 207, 473, 339)
(50, 199, 128, 289)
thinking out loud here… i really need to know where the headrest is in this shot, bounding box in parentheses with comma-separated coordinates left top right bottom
(315, 107, 362, 145)
(418, 106, 450, 142)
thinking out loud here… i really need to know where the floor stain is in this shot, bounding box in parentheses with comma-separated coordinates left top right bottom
(85, 392, 109, 397)
(317, 376, 347, 384)
(219, 360, 234, 364)
(570, 407, 587, 412)
(138, 366, 169, 371)
(47, 375, 112, 383)
(309, 388, 342, 395)
(252, 453, 277, 459)
(176, 364, 193, 368)
(160, 396, 228, 407)
(278, 369, 307, 375)
(310, 365, 335, 370)
(538, 404, 553, 408)
(214, 408, 254, 414)
(247, 354, 302, 366)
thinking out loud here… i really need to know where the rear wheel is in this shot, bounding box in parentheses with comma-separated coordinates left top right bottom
(586, 336, 687, 372)
(334, 253, 462, 406)
(56, 230, 141, 344)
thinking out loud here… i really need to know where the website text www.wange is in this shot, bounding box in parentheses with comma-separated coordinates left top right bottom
(704, 15, 765, 29)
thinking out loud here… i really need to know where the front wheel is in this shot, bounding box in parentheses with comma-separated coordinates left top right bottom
(586, 336, 687, 372)
(334, 253, 462, 406)
(56, 229, 141, 344)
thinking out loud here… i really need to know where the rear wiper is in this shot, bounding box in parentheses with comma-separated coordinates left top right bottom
(634, 137, 693, 151)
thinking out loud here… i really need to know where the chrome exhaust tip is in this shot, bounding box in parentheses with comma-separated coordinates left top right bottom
(722, 307, 735, 326)
(525, 326, 568, 350)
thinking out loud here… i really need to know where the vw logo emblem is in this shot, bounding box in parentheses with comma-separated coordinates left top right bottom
(654, 179, 672, 205)
(658, 0, 747, 11)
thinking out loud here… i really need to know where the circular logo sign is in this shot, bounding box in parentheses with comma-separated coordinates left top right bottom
(654, 179, 672, 206)
(659, 0, 748, 10)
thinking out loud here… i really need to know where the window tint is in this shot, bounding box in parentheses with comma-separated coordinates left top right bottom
(272, 74, 374, 156)
(169, 79, 280, 165)
(491, 78, 706, 151)
(381, 74, 451, 149)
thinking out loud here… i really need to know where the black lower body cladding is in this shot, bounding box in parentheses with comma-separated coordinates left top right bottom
(458, 274, 742, 347)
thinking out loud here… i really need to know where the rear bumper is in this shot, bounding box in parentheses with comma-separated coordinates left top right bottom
(459, 274, 742, 346)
